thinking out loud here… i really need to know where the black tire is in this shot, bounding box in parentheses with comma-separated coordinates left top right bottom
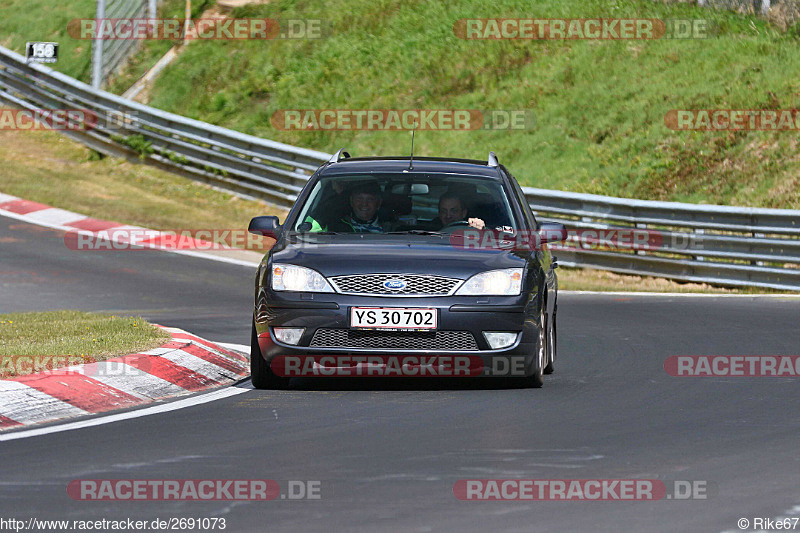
(250, 321, 291, 390)
(521, 311, 546, 388)
(544, 303, 556, 375)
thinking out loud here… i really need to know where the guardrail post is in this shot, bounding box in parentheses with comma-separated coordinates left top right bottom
(694, 228, 705, 262)
(91, 0, 106, 89)
(184, 0, 192, 44)
(753, 232, 765, 266)
(636, 222, 647, 256)
(149, 0, 157, 19)
(580, 216, 592, 251)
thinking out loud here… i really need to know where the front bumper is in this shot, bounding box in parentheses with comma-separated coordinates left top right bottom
(254, 291, 542, 377)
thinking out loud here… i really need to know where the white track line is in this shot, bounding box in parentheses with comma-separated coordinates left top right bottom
(560, 290, 800, 298)
(0, 209, 259, 269)
(0, 386, 251, 442)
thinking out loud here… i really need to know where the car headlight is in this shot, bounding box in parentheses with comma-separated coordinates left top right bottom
(271, 264, 334, 292)
(455, 268, 523, 296)
(274, 327, 305, 345)
(483, 332, 520, 349)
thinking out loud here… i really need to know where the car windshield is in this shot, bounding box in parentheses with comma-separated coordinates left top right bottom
(291, 173, 519, 234)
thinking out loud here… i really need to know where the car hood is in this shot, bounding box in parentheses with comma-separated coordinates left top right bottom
(269, 234, 528, 279)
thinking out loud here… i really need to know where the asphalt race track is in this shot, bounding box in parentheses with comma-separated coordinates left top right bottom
(1, 215, 799, 532)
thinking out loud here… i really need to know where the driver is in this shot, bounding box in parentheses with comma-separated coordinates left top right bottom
(438, 193, 485, 230)
(329, 181, 388, 233)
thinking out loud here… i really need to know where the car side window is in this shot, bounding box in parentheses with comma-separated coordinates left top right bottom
(505, 172, 537, 230)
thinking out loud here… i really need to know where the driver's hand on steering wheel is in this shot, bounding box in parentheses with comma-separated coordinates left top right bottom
(468, 218, 485, 230)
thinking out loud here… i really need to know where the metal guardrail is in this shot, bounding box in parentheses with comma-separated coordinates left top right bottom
(524, 188, 800, 291)
(0, 45, 329, 207)
(0, 44, 798, 291)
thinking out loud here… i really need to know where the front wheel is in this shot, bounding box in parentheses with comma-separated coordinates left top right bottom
(250, 321, 291, 390)
(544, 304, 556, 375)
(521, 312, 546, 388)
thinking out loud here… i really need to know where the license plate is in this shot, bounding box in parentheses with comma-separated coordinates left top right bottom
(350, 307, 437, 331)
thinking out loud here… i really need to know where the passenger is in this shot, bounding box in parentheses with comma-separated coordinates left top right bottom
(328, 181, 388, 233)
(437, 193, 485, 230)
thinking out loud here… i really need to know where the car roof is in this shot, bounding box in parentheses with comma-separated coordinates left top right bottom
(317, 157, 504, 178)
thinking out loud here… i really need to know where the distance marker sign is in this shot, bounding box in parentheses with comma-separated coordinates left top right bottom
(26, 42, 58, 63)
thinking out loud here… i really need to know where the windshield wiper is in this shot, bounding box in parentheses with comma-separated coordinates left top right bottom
(387, 230, 444, 236)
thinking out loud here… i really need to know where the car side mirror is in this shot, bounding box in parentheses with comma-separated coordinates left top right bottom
(538, 222, 567, 244)
(249, 216, 282, 240)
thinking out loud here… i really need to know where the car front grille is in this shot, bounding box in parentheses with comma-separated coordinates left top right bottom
(328, 274, 461, 296)
(309, 329, 479, 351)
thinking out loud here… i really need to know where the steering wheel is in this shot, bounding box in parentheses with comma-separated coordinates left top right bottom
(443, 220, 471, 229)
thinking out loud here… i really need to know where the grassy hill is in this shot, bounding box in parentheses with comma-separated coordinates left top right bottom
(0, 0, 211, 82)
(0, 0, 95, 80)
(141, 0, 800, 208)
(1, 0, 799, 208)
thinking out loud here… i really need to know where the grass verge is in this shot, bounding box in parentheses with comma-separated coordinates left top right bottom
(0, 310, 171, 378)
(556, 266, 783, 294)
(0, 129, 287, 230)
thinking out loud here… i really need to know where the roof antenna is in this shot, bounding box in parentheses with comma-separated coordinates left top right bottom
(407, 121, 418, 171)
